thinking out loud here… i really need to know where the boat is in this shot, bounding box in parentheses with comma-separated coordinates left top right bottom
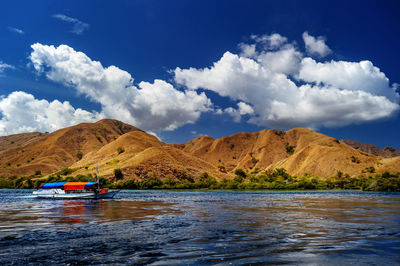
(33, 181, 119, 199)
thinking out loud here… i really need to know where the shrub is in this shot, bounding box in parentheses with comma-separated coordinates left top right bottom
(95, 134, 103, 143)
(76, 151, 83, 160)
(234, 169, 247, 178)
(351, 156, 360, 163)
(285, 143, 295, 154)
(251, 157, 259, 164)
(107, 158, 119, 165)
(35, 170, 42, 176)
(217, 165, 227, 173)
(114, 168, 124, 180)
(58, 167, 74, 176)
(117, 146, 125, 154)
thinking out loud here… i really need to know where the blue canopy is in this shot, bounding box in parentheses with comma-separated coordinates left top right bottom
(42, 182, 67, 189)
(84, 182, 99, 188)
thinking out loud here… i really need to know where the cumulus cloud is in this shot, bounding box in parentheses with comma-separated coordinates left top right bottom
(299, 58, 398, 99)
(175, 33, 399, 129)
(53, 14, 90, 35)
(29, 43, 211, 132)
(302, 32, 332, 57)
(8, 26, 24, 34)
(0, 91, 100, 135)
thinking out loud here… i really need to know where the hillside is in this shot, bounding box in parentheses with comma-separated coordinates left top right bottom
(0, 119, 139, 178)
(1, 119, 399, 180)
(70, 130, 229, 181)
(176, 128, 400, 178)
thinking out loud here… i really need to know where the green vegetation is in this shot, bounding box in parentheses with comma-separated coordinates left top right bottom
(115, 120, 123, 132)
(117, 146, 125, 154)
(57, 167, 76, 176)
(1, 166, 399, 192)
(114, 168, 123, 180)
(351, 155, 360, 163)
(95, 134, 103, 143)
(109, 169, 400, 191)
(285, 143, 295, 154)
(76, 151, 83, 160)
(334, 139, 340, 144)
(106, 158, 119, 165)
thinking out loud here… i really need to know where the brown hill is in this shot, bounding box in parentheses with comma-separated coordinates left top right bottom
(1, 119, 399, 180)
(71, 130, 229, 181)
(0, 119, 139, 178)
(341, 139, 400, 158)
(176, 128, 400, 178)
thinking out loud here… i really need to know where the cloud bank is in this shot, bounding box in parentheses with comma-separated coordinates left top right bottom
(0, 32, 398, 135)
(27, 43, 211, 133)
(175, 32, 399, 129)
(0, 91, 100, 135)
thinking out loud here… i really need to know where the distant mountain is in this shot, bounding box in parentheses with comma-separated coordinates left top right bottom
(1, 120, 399, 180)
(341, 139, 400, 158)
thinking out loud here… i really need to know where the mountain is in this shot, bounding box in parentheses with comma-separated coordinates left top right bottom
(0, 119, 139, 178)
(175, 128, 400, 178)
(341, 139, 400, 158)
(1, 119, 399, 180)
(70, 130, 226, 181)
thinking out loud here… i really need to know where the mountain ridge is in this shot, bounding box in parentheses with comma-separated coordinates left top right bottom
(1, 119, 399, 180)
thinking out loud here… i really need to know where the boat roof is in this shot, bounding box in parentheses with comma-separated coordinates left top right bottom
(42, 182, 100, 190)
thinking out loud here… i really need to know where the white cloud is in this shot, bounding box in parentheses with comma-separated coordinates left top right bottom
(224, 102, 254, 123)
(0, 91, 100, 135)
(29, 43, 211, 132)
(237, 102, 254, 115)
(0, 61, 14, 73)
(53, 14, 89, 35)
(257, 45, 303, 75)
(8, 27, 24, 34)
(251, 33, 288, 49)
(299, 58, 398, 99)
(302, 32, 332, 57)
(175, 33, 399, 129)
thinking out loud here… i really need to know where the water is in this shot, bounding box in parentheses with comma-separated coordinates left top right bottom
(0, 190, 399, 265)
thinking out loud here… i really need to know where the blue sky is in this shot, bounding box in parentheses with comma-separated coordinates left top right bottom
(0, 0, 399, 149)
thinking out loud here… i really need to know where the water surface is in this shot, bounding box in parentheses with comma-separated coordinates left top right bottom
(1, 189, 399, 265)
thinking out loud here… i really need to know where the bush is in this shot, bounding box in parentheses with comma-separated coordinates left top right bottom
(58, 168, 75, 176)
(234, 169, 246, 178)
(286, 143, 295, 154)
(35, 170, 42, 176)
(95, 134, 103, 143)
(76, 151, 83, 160)
(114, 168, 124, 180)
(117, 146, 125, 154)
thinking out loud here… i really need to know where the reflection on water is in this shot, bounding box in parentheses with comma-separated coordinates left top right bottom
(0, 190, 399, 265)
(0, 197, 179, 231)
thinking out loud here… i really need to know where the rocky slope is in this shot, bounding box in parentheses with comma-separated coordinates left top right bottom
(341, 139, 400, 158)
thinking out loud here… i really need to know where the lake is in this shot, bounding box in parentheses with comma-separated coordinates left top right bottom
(0, 189, 399, 265)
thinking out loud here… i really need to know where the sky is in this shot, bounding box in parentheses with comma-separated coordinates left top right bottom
(0, 0, 399, 148)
